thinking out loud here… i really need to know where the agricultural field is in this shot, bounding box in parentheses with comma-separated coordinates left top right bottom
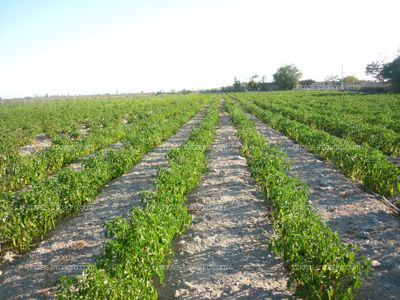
(0, 94, 210, 252)
(0, 91, 399, 299)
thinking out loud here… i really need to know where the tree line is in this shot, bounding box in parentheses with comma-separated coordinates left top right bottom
(365, 56, 400, 91)
(206, 53, 400, 93)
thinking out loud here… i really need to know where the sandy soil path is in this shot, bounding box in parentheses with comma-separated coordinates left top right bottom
(247, 113, 400, 300)
(157, 106, 291, 299)
(0, 107, 208, 300)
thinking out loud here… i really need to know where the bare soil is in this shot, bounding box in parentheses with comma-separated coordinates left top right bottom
(3, 102, 398, 299)
(247, 113, 400, 300)
(0, 108, 207, 299)
(19, 134, 52, 156)
(388, 156, 400, 166)
(157, 106, 291, 299)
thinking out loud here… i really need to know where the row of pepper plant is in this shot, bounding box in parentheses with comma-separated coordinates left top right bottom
(225, 98, 370, 299)
(239, 93, 400, 156)
(57, 99, 220, 299)
(234, 96, 400, 197)
(0, 97, 209, 253)
(252, 91, 400, 134)
(0, 95, 210, 193)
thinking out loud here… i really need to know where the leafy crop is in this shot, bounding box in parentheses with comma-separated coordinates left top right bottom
(225, 99, 370, 299)
(57, 100, 220, 299)
(0, 95, 210, 193)
(0, 97, 209, 253)
(246, 93, 400, 156)
(234, 96, 400, 196)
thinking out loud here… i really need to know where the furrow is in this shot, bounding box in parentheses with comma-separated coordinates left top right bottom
(248, 112, 400, 299)
(0, 107, 208, 299)
(158, 104, 291, 299)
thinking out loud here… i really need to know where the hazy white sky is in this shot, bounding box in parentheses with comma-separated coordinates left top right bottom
(0, 0, 399, 98)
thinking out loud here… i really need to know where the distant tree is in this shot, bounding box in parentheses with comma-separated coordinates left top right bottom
(325, 75, 340, 84)
(381, 56, 400, 91)
(258, 76, 269, 91)
(365, 60, 384, 82)
(247, 74, 260, 91)
(273, 65, 302, 90)
(299, 79, 316, 85)
(261, 75, 266, 83)
(343, 75, 360, 84)
(233, 77, 242, 91)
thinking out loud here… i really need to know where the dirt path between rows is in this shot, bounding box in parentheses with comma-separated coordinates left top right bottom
(247, 113, 400, 299)
(0, 107, 208, 300)
(157, 105, 291, 299)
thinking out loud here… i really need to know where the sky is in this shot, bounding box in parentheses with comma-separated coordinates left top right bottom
(0, 0, 399, 98)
